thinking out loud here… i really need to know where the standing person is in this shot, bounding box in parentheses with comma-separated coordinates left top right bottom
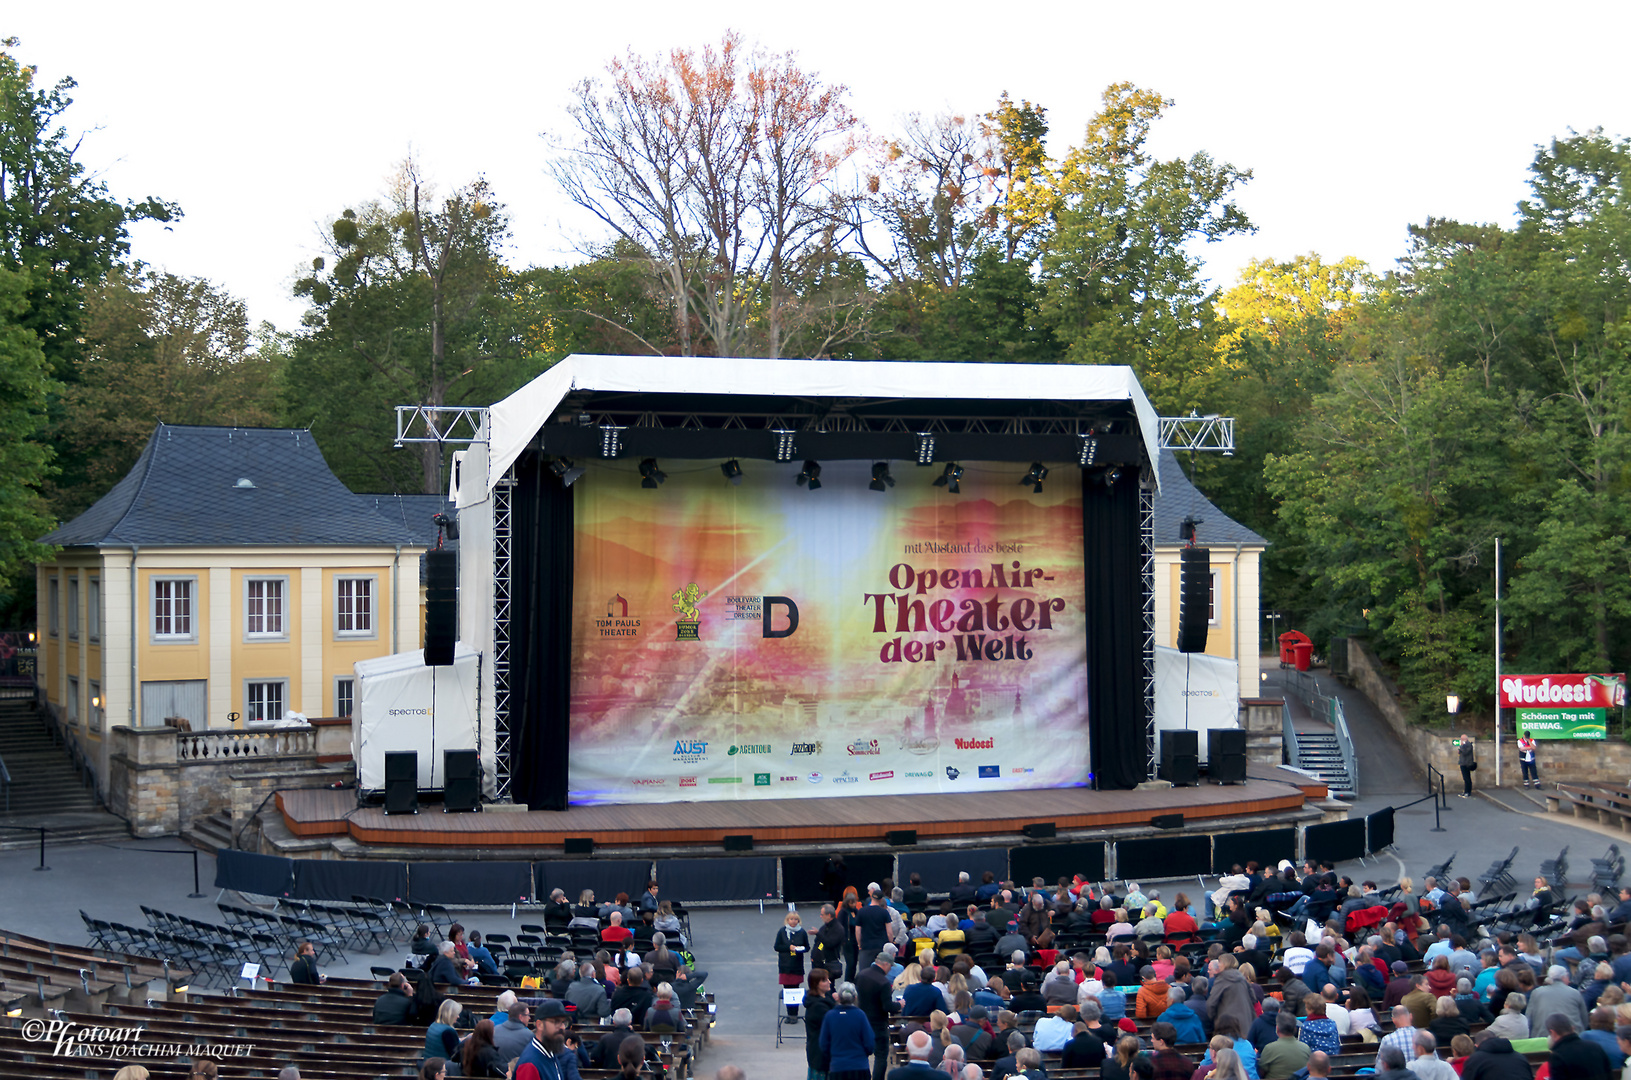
(819, 982, 876, 1080)
(1458, 737, 1477, 798)
(806, 968, 836, 1080)
(1518, 731, 1540, 789)
(777, 910, 812, 1023)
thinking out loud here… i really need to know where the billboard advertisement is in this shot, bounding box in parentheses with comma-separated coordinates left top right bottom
(1500, 673, 1625, 740)
(566, 459, 1090, 803)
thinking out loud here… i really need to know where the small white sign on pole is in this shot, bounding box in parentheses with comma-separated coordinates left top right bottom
(240, 962, 260, 982)
(781, 988, 805, 1007)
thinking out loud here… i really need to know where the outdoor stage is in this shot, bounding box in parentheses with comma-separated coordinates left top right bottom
(277, 767, 1327, 851)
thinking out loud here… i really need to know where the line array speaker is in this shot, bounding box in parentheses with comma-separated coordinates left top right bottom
(443, 749, 480, 812)
(424, 549, 457, 666)
(384, 751, 418, 815)
(1177, 546, 1211, 653)
(723, 834, 754, 851)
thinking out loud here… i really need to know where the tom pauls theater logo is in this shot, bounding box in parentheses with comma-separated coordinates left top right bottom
(672, 739, 709, 764)
(671, 582, 707, 641)
(595, 594, 641, 640)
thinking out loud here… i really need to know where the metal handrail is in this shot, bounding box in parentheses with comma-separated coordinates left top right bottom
(0, 751, 10, 813)
(1331, 696, 1360, 793)
(1282, 700, 1300, 765)
(1284, 668, 1360, 792)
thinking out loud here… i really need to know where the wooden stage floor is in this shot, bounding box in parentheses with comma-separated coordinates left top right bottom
(278, 769, 1323, 850)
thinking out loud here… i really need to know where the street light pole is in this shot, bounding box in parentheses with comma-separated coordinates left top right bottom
(1495, 537, 1503, 787)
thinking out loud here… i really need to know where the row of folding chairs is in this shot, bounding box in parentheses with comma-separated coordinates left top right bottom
(82, 911, 279, 989)
(277, 899, 392, 954)
(215, 902, 346, 962)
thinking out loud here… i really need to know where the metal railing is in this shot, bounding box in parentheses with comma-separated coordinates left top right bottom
(0, 751, 10, 813)
(1282, 700, 1300, 765)
(1283, 667, 1360, 792)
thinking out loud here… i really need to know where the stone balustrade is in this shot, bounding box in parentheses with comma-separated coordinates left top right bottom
(177, 726, 316, 761)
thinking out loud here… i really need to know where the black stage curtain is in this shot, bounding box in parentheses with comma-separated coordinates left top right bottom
(655, 857, 778, 903)
(1366, 807, 1395, 853)
(1212, 829, 1297, 874)
(536, 859, 655, 904)
(1009, 841, 1106, 885)
(896, 848, 1009, 895)
(1082, 469, 1145, 789)
(511, 451, 574, 811)
(408, 861, 534, 905)
(291, 859, 409, 903)
(1117, 835, 1211, 881)
(214, 850, 295, 897)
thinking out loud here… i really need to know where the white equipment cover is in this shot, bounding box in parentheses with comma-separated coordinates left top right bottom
(1153, 645, 1240, 762)
(353, 644, 482, 792)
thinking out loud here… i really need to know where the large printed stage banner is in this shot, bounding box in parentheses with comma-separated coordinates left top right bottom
(567, 459, 1090, 804)
(1500, 672, 1625, 740)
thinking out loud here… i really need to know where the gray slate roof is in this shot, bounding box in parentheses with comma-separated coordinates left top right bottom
(1153, 449, 1267, 547)
(43, 425, 431, 548)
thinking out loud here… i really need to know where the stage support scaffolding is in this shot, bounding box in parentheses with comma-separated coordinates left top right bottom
(1140, 466, 1157, 780)
(492, 465, 515, 803)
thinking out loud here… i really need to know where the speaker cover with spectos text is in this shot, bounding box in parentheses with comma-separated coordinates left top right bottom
(564, 459, 1090, 804)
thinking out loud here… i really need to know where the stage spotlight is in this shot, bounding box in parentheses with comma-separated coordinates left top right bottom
(720, 459, 743, 485)
(549, 457, 585, 487)
(1105, 465, 1123, 485)
(916, 433, 936, 465)
(869, 462, 896, 492)
(1179, 515, 1202, 542)
(599, 424, 625, 458)
(796, 460, 822, 490)
(638, 458, 667, 489)
(1079, 434, 1099, 466)
(932, 462, 963, 494)
(1021, 462, 1048, 493)
(773, 429, 797, 462)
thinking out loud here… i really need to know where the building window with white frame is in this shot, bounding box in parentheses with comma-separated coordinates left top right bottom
(67, 676, 80, 726)
(336, 576, 375, 637)
(67, 576, 80, 639)
(245, 680, 286, 724)
(88, 578, 101, 641)
(245, 577, 287, 639)
(89, 680, 102, 733)
(152, 578, 195, 641)
(335, 676, 355, 719)
(1208, 570, 1221, 626)
(48, 577, 59, 636)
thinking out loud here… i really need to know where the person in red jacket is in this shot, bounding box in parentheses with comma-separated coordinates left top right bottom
(1165, 894, 1200, 945)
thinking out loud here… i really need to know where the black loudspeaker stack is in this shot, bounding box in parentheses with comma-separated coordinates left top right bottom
(384, 751, 418, 815)
(1177, 546, 1211, 654)
(444, 749, 481, 812)
(424, 549, 457, 667)
(1209, 728, 1249, 784)
(1159, 729, 1199, 786)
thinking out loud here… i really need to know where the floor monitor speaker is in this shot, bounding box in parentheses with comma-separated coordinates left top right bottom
(384, 751, 418, 815)
(723, 834, 754, 851)
(564, 837, 595, 854)
(1022, 822, 1057, 839)
(443, 749, 480, 812)
(886, 830, 918, 847)
(1151, 813, 1185, 830)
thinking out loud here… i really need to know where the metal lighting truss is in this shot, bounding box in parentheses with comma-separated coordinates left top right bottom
(395, 406, 489, 445)
(1140, 467, 1158, 781)
(1158, 413, 1235, 454)
(491, 468, 514, 802)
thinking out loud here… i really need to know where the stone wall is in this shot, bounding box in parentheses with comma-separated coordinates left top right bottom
(108, 724, 342, 838)
(1241, 698, 1286, 765)
(1342, 638, 1631, 787)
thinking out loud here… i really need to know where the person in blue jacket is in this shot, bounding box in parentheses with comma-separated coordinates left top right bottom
(820, 982, 877, 1080)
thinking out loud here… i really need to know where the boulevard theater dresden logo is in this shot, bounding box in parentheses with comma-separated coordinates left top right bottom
(596, 594, 641, 639)
(725, 595, 801, 638)
(671, 582, 706, 641)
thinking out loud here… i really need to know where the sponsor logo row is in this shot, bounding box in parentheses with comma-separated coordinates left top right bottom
(676, 736, 1001, 761)
(635, 765, 1035, 787)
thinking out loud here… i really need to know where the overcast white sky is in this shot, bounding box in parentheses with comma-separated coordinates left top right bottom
(9, 1, 1628, 333)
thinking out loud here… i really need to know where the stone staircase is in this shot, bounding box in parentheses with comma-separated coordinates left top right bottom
(182, 808, 234, 854)
(0, 697, 132, 848)
(1295, 730, 1355, 799)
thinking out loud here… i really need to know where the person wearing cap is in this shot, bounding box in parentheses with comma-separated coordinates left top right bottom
(950, 1005, 993, 1059)
(1384, 962, 1416, 1012)
(857, 948, 900, 1080)
(516, 998, 582, 1080)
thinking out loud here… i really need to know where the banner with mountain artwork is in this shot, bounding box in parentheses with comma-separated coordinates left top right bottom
(565, 459, 1090, 803)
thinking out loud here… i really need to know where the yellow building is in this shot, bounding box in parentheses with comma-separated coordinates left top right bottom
(36, 425, 438, 793)
(1151, 450, 1268, 703)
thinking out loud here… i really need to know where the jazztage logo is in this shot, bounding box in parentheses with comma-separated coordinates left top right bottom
(899, 736, 940, 755)
(945, 766, 961, 780)
(954, 736, 994, 750)
(847, 739, 881, 756)
(832, 770, 860, 784)
(807, 772, 823, 783)
(978, 765, 1000, 779)
(905, 770, 934, 779)
(679, 777, 697, 788)
(632, 778, 667, 787)
(671, 582, 707, 641)
(673, 740, 709, 763)
(753, 773, 771, 786)
(728, 744, 772, 756)
(790, 741, 822, 756)
(868, 770, 894, 782)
